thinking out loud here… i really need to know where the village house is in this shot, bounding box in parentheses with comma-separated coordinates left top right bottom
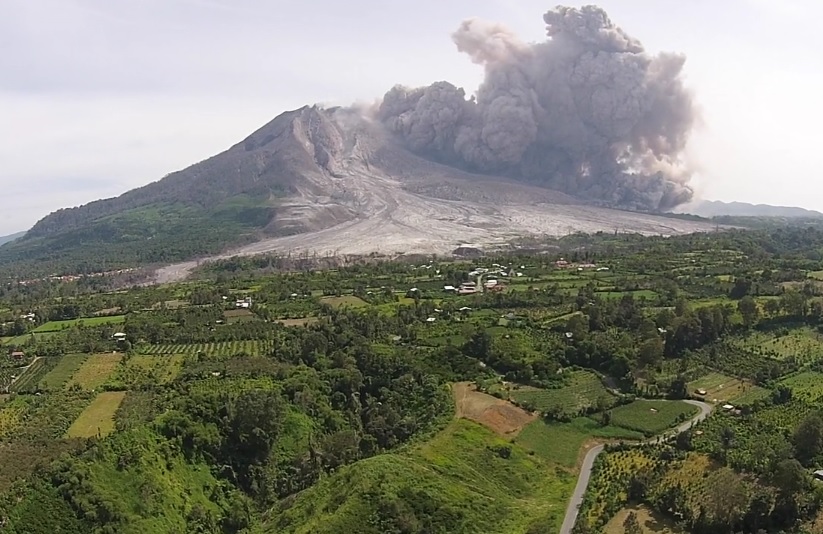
(457, 281, 478, 295)
(235, 296, 252, 309)
(9, 350, 24, 361)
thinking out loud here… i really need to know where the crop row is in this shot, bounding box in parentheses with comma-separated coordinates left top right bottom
(140, 340, 273, 357)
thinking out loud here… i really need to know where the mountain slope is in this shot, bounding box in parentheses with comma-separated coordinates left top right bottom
(680, 200, 823, 218)
(0, 106, 718, 279)
(0, 232, 25, 247)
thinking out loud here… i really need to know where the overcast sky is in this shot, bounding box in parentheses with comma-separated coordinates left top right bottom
(2, 0, 822, 235)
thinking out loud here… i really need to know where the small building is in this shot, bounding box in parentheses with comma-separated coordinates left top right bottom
(696, 388, 707, 396)
(9, 351, 24, 361)
(814, 470, 823, 482)
(458, 282, 478, 295)
(722, 403, 735, 411)
(426, 317, 436, 323)
(443, 285, 456, 292)
(112, 332, 127, 342)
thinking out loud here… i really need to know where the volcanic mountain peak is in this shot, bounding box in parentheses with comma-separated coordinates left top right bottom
(0, 105, 717, 281)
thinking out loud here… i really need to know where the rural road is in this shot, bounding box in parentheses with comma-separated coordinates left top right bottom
(558, 399, 713, 534)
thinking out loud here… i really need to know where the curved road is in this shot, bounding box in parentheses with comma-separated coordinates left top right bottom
(559, 399, 713, 534)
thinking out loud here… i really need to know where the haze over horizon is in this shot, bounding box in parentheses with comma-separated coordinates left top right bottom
(2, 0, 822, 235)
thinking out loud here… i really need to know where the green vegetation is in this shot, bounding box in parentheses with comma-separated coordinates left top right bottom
(607, 400, 697, 436)
(67, 353, 123, 390)
(516, 418, 642, 467)
(65, 391, 126, 438)
(267, 420, 574, 534)
(33, 315, 125, 333)
(509, 370, 616, 418)
(38, 354, 88, 391)
(0, 226, 823, 532)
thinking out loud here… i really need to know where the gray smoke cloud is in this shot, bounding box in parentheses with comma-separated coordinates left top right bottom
(377, 5, 696, 211)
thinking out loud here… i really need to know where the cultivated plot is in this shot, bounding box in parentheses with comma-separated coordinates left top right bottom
(39, 354, 88, 391)
(67, 354, 123, 390)
(65, 391, 126, 438)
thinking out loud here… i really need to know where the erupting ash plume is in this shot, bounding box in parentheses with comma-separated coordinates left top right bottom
(377, 5, 696, 211)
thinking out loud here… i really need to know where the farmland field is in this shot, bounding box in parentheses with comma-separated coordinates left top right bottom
(509, 370, 615, 417)
(688, 372, 766, 403)
(515, 418, 642, 468)
(109, 354, 184, 387)
(32, 315, 126, 333)
(223, 309, 257, 323)
(65, 391, 126, 438)
(732, 327, 823, 362)
(67, 353, 123, 390)
(9, 357, 50, 393)
(608, 400, 698, 436)
(140, 340, 273, 358)
(319, 295, 368, 308)
(778, 371, 823, 402)
(604, 505, 686, 534)
(38, 354, 88, 391)
(276, 317, 318, 327)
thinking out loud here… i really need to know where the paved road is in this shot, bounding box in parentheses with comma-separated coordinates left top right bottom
(558, 399, 713, 534)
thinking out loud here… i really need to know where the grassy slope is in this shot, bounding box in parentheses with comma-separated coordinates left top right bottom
(1, 426, 243, 534)
(266, 419, 574, 534)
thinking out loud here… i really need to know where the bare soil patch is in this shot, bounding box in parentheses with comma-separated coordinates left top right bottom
(453, 382, 536, 437)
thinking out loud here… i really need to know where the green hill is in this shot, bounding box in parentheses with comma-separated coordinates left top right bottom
(265, 419, 574, 534)
(0, 106, 349, 278)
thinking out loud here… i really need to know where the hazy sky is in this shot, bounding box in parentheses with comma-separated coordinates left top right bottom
(2, 0, 822, 235)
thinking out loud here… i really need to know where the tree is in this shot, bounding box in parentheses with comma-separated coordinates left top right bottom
(668, 375, 688, 399)
(764, 298, 781, 318)
(637, 338, 663, 369)
(792, 413, 823, 465)
(738, 296, 760, 329)
(772, 384, 793, 405)
(780, 289, 807, 317)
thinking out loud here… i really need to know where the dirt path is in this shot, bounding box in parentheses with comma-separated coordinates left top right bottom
(559, 399, 713, 534)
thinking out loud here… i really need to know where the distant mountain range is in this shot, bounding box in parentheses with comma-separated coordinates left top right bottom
(678, 200, 823, 219)
(0, 231, 25, 247)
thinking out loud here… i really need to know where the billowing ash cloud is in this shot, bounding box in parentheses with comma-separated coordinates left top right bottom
(376, 5, 696, 211)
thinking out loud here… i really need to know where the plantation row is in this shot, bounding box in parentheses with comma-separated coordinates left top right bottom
(139, 340, 274, 357)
